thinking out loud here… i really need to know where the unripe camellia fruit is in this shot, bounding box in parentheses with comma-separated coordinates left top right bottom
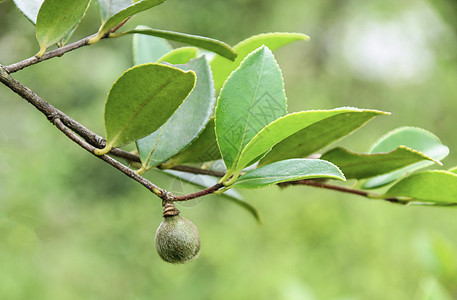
(155, 214, 201, 264)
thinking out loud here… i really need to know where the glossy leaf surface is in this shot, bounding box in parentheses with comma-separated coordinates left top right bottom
(235, 108, 386, 176)
(215, 46, 287, 173)
(232, 159, 345, 189)
(136, 57, 214, 169)
(259, 109, 387, 166)
(157, 47, 199, 64)
(102, 64, 195, 151)
(363, 127, 449, 189)
(36, 0, 91, 54)
(321, 146, 439, 179)
(385, 171, 457, 203)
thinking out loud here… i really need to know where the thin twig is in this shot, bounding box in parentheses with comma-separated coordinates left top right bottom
(165, 165, 226, 177)
(4, 34, 97, 74)
(278, 180, 408, 204)
(173, 183, 225, 201)
(54, 118, 166, 198)
(4, 18, 131, 74)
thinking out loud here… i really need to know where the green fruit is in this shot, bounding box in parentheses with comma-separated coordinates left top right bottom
(155, 215, 201, 264)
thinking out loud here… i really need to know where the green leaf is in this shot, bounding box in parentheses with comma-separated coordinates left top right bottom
(117, 28, 236, 61)
(132, 25, 172, 65)
(232, 159, 345, 189)
(95, 63, 196, 155)
(385, 171, 457, 203)
(157, 47, 199, 64)
(232, 108, 388, 179)
(321, 146, 440, 180)
(259, 109, 387, 167)
(362, 127, 449, 189)
(215, 46, 287, 175)
(211, 32, 309, 91)
(13, 0, 44, 24)
(162, 170, 261, 224)
(35, 0, 91, 56)
(135, 57, 214, 169)
(166, 119, 221, 166)
(448, 166, 457, 174)
(95, 0, 166, 39)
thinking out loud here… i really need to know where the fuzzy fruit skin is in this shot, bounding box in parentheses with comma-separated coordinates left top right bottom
(155, 215, 201, 264)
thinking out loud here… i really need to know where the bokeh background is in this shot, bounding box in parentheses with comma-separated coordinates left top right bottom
(1, 0, 457, 299)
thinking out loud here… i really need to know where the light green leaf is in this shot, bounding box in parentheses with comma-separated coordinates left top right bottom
(385, 171, 457, 203)
(259, 109, 387, 167)
(162, 170, 261, 224)
(215, 46, 287, 175)
(132, 25, 172, 65)
(117, 28, 236, 61)
(166, 119, 221, 166)
(363, 127, 449, 189)
(233, 108, 387, 179)
(157, 47, 199, 64)
(35, 0, 91, 56)
(13, 0, 44, 24)
(95, 0, 166, 39)
(321, 146, 440, 180)
(211, 32, 309, 91)
(448, 166, 457, 174)
(95, 63, 196, 155)
(232, 159, 345, 189)
(136, 57, 214, 169)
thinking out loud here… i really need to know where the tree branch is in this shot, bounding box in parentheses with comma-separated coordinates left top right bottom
(4, 34, 98, 74)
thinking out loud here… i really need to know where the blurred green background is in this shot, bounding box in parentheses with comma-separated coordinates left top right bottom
(1, 0, 457, 299)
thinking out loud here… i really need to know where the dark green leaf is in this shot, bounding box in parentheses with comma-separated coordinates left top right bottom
(13, 0, 44, 24)
(166, 119, 221, 166)
(132, 25, 172, 65)
(259, 109, 388, 167)
(117, 28, 236, 61)
(232, 159, 345, 189)
(215, 46, 287, 175)
(321, 146, 440, 180)
(157, 47, 199, 64)
(136, 57, 214, 169)
(211, 32, 309, 91)
(95, 63, 196, 155)
(35, 0, 91, 56)
(94, 0, 166, 39)
(162, 170, 261, 224)
(385, 171, 457, 203)
(363, 127, 449, 189)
